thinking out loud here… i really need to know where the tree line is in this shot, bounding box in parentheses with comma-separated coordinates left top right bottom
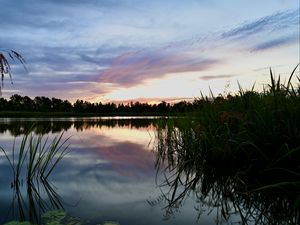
(0, 118, 161, 136)
(0, 94, 203, 115)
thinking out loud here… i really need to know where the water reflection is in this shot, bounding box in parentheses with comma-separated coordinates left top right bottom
(154, 125, 300, 225)
(1, 117, 200, 225)
(0, 117, 160, 136)
(4, 179, 63, 224)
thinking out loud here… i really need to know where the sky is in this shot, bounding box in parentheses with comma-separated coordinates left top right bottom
(0, 0, 299, 103)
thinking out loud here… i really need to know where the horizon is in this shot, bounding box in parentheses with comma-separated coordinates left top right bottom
(1, 93, 194, 105)
(0, 0, 299, 104)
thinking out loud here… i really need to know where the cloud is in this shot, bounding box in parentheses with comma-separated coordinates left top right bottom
(0, 1, 76, 31)
(252, 65, 283, 72)
(200, 74, 236, 80)
(251, 34, 299, 51)
(95, 8, 298, 88)
(1, 1, 298, 102)
(2, 89, 21, 94)
(95, 44, 136, 56)
(63, 132, 156, 178)
(78, 54, 113, 67)
(111, 96, 195, 104)
(96, 141, 155, 177)
(98, 49, 220, 86)
(222, 9, 299, 39)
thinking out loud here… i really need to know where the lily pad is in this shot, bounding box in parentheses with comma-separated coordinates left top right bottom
(4, 221, 32, 225)
(42, 210, 66, 225)
(61, 216, 82, 225)
(102, 222, 120, 225)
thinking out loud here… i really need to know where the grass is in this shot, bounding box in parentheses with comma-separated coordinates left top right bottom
(0, 132, 70, 186)
(154, 64, 300, 224)
(0, 130, 70, 224)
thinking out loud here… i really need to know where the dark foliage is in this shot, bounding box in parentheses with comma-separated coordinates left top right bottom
(154, 65, 300, 224)
(0, 94, 203, 115)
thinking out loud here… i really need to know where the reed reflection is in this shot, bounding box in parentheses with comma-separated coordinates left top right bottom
(0, 130, 71, 224)
(4, 179, 64, 224)
(153, 123, 300, 225)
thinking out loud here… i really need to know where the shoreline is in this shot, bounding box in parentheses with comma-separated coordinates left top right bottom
(0, 111, 171, 118)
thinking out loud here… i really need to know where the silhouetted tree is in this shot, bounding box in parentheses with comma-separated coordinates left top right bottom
(22, 96, 35, 111)
(34, 96, 52, 112)
(10, 94, 23, 110)
(0, 97, 8, 110)
(0, 94, 204, 115)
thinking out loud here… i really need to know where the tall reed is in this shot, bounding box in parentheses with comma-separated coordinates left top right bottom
(154, 64, 300, 224)
(0, 132, 70, 186)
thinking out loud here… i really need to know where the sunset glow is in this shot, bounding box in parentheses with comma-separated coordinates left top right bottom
(1, 0, 299, 103)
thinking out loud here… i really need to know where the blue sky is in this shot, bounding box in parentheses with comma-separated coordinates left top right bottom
(0, 0, 299, 103)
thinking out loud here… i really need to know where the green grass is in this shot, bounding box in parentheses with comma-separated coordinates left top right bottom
(1, 132, 70, 186)
(0, 131, 70, 224)
(154, 64, 300, 224)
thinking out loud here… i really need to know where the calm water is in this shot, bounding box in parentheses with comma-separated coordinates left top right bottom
(0, 117, 217, 225)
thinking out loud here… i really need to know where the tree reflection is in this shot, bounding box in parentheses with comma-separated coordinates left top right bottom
(0, 118, 160, 136)
(153, 124, 300, 225)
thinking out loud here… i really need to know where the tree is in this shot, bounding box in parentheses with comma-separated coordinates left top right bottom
(0, 49, 26, 95)
(34, 96, 52, 112)
(10, 94, 23, 110)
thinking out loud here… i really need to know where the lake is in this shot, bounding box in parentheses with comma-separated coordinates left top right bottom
(1, 117, 296, 225)
(0, 117, 216, 225)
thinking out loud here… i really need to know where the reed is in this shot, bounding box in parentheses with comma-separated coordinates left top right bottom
(0, 132, 70, 186)
(154, 64, 300, 224)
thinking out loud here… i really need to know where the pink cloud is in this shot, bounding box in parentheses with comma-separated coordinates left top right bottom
(98, 141, 156, 177)
(98, 48, 220, 87)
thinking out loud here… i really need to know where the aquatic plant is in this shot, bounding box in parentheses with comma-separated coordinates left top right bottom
(0, 132, 70, 186)
(154, 65, 300, 224)
(4, 221, 32, 225)
(6, 179, 64, 224)
(4, 210, 82, 225)
(0, 132, 70, 224)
